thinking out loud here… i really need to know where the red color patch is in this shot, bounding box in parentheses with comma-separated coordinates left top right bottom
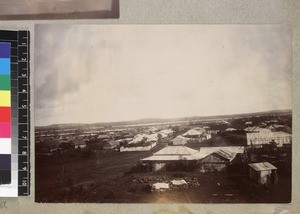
(0, 107, 11, 122)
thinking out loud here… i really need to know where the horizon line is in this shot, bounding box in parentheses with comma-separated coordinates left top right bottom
(35, 108, 292, 128)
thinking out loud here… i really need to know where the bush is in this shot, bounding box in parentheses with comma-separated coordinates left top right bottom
(141, 184, 152, 193)
(128, 162, 151, 173)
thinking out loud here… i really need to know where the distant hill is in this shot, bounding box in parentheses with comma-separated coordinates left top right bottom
(36, 109, 291, 130)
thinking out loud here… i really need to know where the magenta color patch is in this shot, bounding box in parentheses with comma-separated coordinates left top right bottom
(0, 122, 11, 138)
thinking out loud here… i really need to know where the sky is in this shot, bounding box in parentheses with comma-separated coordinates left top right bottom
(0, 0, 112, 15)
(35, 25, 292, 126)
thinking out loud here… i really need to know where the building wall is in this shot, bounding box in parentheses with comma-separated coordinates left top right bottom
(206, 133, 212, 140)
(79, 144, 86, 149)
(249, 168, 260, 182)
(103, 145, 116, 150)
(249, 168, 273, 185)
(200, 154, 229, 172)
(173, 138, 187, 145)
(74, 144, 86, 149)
(260, 170, 272, 185)
(153, 162, 166, 171)
(246, 132, 291, 147)
(120, 142, 157, 152)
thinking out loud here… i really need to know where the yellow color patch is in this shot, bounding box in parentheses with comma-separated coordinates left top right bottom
(0, 91, 11, 106)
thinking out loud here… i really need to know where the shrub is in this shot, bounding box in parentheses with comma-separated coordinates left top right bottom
(141, 184, 152, 193)
(128, 162, 151, 173)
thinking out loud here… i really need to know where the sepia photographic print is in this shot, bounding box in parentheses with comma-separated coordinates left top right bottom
(35, 24, 292, 203)
(0, 0, 119, 20)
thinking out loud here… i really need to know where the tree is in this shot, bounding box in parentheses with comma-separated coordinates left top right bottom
(157, 133, 162, 143)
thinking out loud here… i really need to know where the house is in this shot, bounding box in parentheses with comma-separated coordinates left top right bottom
(128, 133, 158, 144)
(207, 129, 219, 134)
(97, 134, 109, 141)
(192, 146, 244, 159)
(142, 145, 244, 172)
(183, 129, 203, 138)
(244, 126, 260, 132)
(69, 139, 87, 149)
(266, 124, 285, 131)
(60, 139, 73, 151)
(245, 121, 253, 125)
(171, 135, 189, 145)
(103, 140, 120, 150)
(226, 128, 237, 132)
(120, 141, 157, 152)
(182, 128, 211, 141)
(147, 127, 158, 133)
(246, 130, 291, 147)
(248, 162, 278, 185)
(141, 146, 198, 171)
(36, 139, 60, 154)
(198, 149, 237, 172)
(159, 129, 174, 138)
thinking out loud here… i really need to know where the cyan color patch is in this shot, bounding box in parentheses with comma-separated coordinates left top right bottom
(0, 58, 10, 75)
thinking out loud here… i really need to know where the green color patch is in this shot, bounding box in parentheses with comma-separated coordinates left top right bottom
(0, 75, 10, 90)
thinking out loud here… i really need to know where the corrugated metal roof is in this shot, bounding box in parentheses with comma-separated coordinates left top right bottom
(215, 149, 236, 161)
(142, 146, 244, 162)
(192, 146, 244, 160)
(153, 146, 197, 156)
(129, 133, 158, 144)
(248, 162, 277, 171)
(142, 155, 196, 161)
(171, 135, 189, 142)
(183, 129, 203, 136)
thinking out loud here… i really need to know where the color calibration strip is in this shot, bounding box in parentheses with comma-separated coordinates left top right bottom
(0, 30, 30, 197)
(0, 42, 12, 187)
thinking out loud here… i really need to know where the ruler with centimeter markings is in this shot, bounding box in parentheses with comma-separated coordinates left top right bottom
(0, 30, 30, 196)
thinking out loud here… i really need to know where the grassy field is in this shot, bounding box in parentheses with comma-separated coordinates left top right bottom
(35, 145, 291, 203)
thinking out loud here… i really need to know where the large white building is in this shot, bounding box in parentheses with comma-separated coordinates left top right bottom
(246, 128, 291, 147)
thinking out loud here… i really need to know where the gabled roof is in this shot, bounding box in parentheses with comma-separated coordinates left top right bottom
(142, 146, 244, 162)
(226, 128, 237, 131)
(104, 141, 119, 147)
(97, 134, 109, 139)
(171, 135, 189, 142)
(183, 129, 202, 136)
(70, 139, 86, 146)
(129, 133, 158, 144)
(142, 155, 196, 161)
(244, 126, 272, 133)
(153, 146, 197, 156)
(244, 126, 259, 132)
(248, 162, 277, 171)
(192, 146, 244, 160)
(159, 129, 174, 135)
(214, 149, 236, 161)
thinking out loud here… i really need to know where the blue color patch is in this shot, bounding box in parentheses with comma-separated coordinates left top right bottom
(0, 42, 11, 58)
(0, 58, 10, 75)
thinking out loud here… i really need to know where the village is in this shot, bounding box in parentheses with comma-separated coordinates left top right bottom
(35, 110, 292, 203)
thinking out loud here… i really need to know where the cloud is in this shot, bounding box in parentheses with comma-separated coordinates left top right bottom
(34, 25, 292, 126)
